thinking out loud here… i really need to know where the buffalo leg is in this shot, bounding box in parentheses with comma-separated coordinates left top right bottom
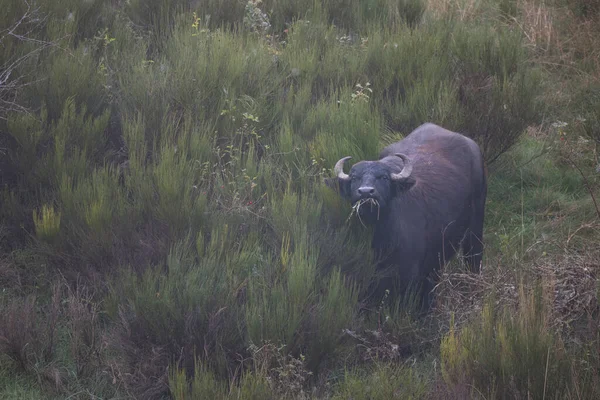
(368, 269, 432, 311)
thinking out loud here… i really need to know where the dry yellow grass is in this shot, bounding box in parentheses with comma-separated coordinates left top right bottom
(515, 0, 557, 54)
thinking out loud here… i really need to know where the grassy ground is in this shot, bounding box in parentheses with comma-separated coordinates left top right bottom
(0, 0, 599, 398)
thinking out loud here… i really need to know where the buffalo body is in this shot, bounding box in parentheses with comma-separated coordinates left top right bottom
(329, 123, 487, 306)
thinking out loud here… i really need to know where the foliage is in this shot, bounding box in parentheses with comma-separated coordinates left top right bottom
(440, 282, 599, 399)
(0, 283, 116, 398)
(331, 363, 429, 399)
(0, 0, 599, 398)
(32, 205, 61, 245)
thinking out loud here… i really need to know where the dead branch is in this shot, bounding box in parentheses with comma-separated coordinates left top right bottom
(0, 0, 54, 119)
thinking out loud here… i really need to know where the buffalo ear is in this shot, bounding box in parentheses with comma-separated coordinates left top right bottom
(392, 177, 416, 196)
(323, 177, 351, 199)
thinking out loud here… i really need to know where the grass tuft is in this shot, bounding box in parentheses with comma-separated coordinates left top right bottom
(1, 0, 599, 397)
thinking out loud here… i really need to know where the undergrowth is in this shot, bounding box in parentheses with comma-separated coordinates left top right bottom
(0, 0, 599, 398)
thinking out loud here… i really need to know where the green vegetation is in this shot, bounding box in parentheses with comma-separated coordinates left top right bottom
(1, 0, 599, 398)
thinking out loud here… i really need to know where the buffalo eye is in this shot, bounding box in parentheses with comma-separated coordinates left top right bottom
(378, 175, 389, 181)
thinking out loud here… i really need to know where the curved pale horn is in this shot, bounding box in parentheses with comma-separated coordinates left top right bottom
(390, 153, 413, 181)
(334, 156, 352, 181)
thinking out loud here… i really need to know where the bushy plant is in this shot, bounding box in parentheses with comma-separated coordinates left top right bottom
(32, 204, 61, 245)
(573, 81, 600, 146)
(169, 359, 229, 400)
(107, 233, 261, 397)
(332, 362, 428, 399)
(439, 283, 594, 399)
(0, 282, 114, 397)
(2, 0, 586, 398)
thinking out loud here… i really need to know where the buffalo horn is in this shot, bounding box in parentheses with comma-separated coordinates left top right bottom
(390, 153, 413, 180)
(334, 156, 352, 181)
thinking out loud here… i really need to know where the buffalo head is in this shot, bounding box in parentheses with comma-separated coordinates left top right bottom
(331, 153, 414, 222)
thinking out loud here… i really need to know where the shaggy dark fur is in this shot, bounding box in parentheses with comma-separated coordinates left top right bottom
(327, 123, 487, 307)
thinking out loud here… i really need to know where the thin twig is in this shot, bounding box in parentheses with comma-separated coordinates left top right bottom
(566, 222, 598, 246)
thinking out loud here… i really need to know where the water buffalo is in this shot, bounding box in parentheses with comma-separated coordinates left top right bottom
(327, 123, 487, 307)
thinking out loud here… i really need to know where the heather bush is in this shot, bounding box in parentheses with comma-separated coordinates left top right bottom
(2, 0, 596, 398)
(32, 204, 61, 245)
(440, 283, 599, 399)
(29, 48, 107, 122)
(184, 0, 425, 33)
(106, 234, 260, 397)
(331, 363, 428, 399)
(0, 282, 116, 397)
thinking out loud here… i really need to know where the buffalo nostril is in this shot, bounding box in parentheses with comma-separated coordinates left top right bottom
(358, 187, 375, 196)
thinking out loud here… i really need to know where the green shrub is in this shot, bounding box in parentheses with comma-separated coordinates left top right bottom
(107, 232, 265, 396)
(28, 46, 107, 123)
(449, 24, 543, 162)
(4, 110, 46, 188)
(0, 364, 44, 400)
(40, 0, 110, 44)
(0, 283, 115, 398)
(32, 204, 61, 245)
(366, 21, 541, 162)
(184, 0, 426, 34)
(169, 359, 229, 400)
(440, 284, 575, 398)
(0, 0, 564, 398)
(307, 268, 359, 368)
(484, 137, 597, 258)
(58, 166, 127, 256)
(245, 230, 318, 350)
(6, 97, 110, 190)
(332, 362, 428, 400)
(124, 0, 190, 40)
(307, 91, 381, 169)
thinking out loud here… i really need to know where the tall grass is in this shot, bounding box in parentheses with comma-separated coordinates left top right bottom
(440, 282, 600, 399)
(1, 0, 597, 398)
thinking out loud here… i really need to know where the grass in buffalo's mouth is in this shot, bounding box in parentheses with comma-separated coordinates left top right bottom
(348, 198, 380, 226)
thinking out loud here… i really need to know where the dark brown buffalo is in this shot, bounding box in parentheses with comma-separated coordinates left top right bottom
(328, 123, 487, 307)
